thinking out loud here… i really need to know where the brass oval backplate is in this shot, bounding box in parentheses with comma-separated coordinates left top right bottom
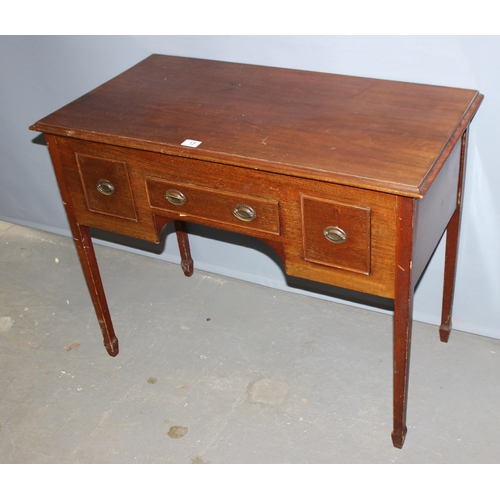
(164, 189, 186, 206)
(232, 204, 256, 222)
(96, 179, 115, 196)
(323, 226, 348, 244)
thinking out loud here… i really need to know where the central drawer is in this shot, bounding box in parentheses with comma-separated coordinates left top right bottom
(145, 177, 281, 236)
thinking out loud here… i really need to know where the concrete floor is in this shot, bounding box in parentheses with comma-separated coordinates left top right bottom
(1, 219, 500, 464)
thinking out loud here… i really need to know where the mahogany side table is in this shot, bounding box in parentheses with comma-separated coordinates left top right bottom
(30, 55, 483, 448)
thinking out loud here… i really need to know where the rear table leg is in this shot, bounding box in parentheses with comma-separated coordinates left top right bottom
(174, 220, 194, 277)
(440, 129, 468, 343)
(439, 207, 460, 343)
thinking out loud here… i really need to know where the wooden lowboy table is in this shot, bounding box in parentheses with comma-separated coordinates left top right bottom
(30, 55, 483, 448)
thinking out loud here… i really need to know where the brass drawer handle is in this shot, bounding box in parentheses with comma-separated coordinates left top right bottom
(164, 189, 186, 205)
(232, 204, 256, 222)
(323, 226, 348, 244)
(96, 179, 115, 196)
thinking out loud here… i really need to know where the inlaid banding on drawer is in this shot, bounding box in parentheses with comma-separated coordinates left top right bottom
(301, 195, 371, 275)
(146, 178, 281, 235)
(75, 153, 137, 221)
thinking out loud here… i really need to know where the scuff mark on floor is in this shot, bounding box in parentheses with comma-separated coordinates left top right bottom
(247, 378, 289, 406)
(0, 317, 14, 333)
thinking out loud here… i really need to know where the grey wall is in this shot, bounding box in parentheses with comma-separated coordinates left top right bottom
(1, 36, 499, 339)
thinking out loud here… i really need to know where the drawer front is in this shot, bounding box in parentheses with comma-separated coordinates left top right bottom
(301, 196, 371, 275)
(146, 178, 280, 235)
(75, 153, 137, 220)
(281, 179, 397, 299)
(52, 137, 159, 242)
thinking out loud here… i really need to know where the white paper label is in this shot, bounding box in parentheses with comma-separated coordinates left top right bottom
(181, 139, 202, 148)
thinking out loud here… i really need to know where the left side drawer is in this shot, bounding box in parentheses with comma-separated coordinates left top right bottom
(75, 153, 137, 221)
(52, 137, 159, 242)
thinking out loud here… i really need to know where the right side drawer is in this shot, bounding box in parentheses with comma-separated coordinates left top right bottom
(301, 195, 371, 275)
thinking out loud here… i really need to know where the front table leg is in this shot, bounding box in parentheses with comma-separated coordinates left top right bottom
(72, 223, 119, 356)
(392, 197, 416, 448)
(392, 281, 414, 448)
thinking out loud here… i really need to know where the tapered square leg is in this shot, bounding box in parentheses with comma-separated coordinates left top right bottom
(392, 284, 413, 449)
(72, 224, 119, 357)
(174, 220, 194, 277)
(440, 130, 469, 343)
(439, 208, 460, 343)
(392, 196, 416, 448)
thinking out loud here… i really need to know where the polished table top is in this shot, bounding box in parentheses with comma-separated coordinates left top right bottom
(31, 54, 482, 198)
